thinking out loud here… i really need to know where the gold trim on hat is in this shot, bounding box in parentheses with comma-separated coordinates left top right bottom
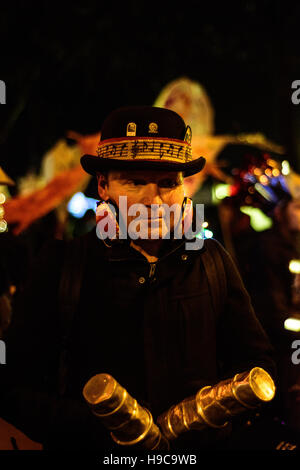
(96, 137, 192, 164)
(126, 122, 137, 136)
(148, 122, 158, 133)
(184, 125, 192, 144)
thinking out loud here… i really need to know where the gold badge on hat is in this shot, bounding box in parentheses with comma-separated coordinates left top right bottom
(148, 122, 158, 134)
(184, 125, 192, 144)
(126, 122, 137, 136)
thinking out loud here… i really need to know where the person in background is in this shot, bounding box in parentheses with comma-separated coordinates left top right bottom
(218, 146, 300, 440)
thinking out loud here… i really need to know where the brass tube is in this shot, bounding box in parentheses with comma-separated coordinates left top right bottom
(82, 373, 169, 450)
(157, 367, 276, 441)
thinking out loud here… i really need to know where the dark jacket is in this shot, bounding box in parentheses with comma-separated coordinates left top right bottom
(0, 230, 275, 450)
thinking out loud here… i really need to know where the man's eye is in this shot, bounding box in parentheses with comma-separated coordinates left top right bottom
(127, 179, 146, 186)
(159, 179, 179, 188)
(125, 179, 180, 187)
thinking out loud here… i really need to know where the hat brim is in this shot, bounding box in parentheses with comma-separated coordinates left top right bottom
(80, 155, 206, 177)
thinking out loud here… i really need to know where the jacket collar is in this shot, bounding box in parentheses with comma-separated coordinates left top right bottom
(89, 227, 206, 263)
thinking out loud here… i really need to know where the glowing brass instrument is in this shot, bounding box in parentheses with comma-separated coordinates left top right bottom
(82, 373, 169, 450)
(157, 367, 276, 441)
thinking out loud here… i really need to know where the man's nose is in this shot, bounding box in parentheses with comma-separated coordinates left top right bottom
(141, 183, 163, 205)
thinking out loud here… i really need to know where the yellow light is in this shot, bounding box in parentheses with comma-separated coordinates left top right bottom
(284, 317, 300, 332)
(267, 158, 278, 167)
(253, 168, 262, 176)
(202, 221, 208, 228)
(0, 220, 7, 232)
(282, 160, 290, 176)
(289, 259, 300, 274)
(259, 175, 268, 185)
(0, 193, 6, 204)
(0, 206, 4, 218)
(272, 169, 280, 177)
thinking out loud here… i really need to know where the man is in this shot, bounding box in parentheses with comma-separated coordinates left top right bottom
(0, 106, 275, 451)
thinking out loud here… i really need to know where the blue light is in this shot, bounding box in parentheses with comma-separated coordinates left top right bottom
(196, 228, 214, 239)
(67, 192, 97, 218)
(203, 229, 213, 239)
(243, 173, 256, 183)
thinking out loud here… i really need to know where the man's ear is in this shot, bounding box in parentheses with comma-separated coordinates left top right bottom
(97, 174, 109, 201)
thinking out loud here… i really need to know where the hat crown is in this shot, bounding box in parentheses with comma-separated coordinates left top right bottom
(100, 106, 187, 141)
(80, 105, 206, 177)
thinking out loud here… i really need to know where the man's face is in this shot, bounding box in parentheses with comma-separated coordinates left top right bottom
(98, 170, 185, 239)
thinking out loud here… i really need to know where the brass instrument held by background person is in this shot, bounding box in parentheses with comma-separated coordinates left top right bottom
(157, 367, 276, 441)
(82, 373, 169, 450)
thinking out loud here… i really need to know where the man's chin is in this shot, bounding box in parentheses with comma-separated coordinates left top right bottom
(129, 229, 173, 240)
(127, 219, 175, 240)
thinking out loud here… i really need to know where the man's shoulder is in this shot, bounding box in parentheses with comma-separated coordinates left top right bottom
(32, 230, 97, 271)
(200, 237, 237, 275)
(65, 229, 109, 258)
(201, 237, 228, 258)
(179, 237, 228, 264)
(204, 237, 241, 263)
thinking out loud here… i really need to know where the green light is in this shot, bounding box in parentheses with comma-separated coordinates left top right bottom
(212, 184, 231, 202)
(240, 206, 273, 232)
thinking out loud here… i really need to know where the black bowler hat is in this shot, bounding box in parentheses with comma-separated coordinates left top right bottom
(80, 106, 206, 177)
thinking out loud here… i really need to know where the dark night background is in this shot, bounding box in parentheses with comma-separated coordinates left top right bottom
(0, 0, 300, 185)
